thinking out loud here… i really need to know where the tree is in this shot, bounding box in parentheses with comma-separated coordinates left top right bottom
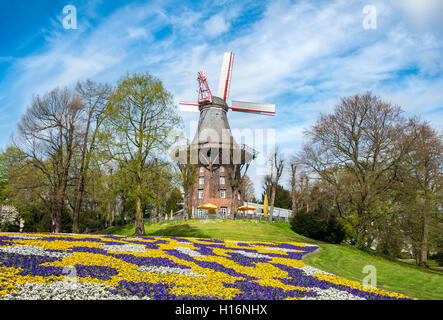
(241, 175, 255, 202)
(17, 88, 83, 233)
(0, 205, 20, 231)
(300, 92, 410, 247)
(106, 72, 181, 236)
(402, 119, 442, 266)
(289, 157, 298, 217)
(176, 143, 199, 219)
(225, 142, 255, 219)
(71, 80, 111, 233)
(268, 148, 284, 221)
(261, 182, 291, 209)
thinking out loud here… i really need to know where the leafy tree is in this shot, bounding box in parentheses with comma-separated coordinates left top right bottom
(106, 72, 181, 236)
(399, 119, 442, 266)
(290, 208, 345, 244)
(261, 182, 291, 210)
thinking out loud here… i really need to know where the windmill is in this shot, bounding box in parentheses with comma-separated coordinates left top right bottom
(179, 52, 276, 115)
(178, 52, 276, 218)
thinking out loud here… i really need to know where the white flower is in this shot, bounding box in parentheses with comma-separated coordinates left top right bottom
(0, 282, 150, 300)
(138, 266, 206, 277)
(260, 247, 302, 253)
(102, 244, 149, 253)
(0, 206, 20, 229)
(235, 250, 271, 259)
(300, 266, 333, 276)
(174, 246, 203, 257)
(6, 235, 43, 240)
(0, 245, 72, 258)
(304, 288, 365, 300)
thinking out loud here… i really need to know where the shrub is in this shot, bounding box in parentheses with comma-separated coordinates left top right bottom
(435, 252, 443, 267)
(290, 209, 345, 244)
(0, 205, 20, 231)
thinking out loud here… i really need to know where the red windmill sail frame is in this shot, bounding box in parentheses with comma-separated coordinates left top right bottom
(179, 52, 275, 115)
(197, 71, 212, 104)
(223, 53, 234, 101)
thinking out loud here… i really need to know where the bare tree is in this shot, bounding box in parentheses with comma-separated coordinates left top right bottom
(300, 92, 410, 246)
(18, 88, 83, 233)
(176, 143, 199, 220)
(72, 80, 111, 233)
(289, 157, 298, 217)
(268, 147, 284, 221)
(226, 145, 254, 219)
(241, 175, 256, 202)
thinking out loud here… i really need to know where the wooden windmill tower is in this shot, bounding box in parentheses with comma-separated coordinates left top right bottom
(179, 52, 276, 218)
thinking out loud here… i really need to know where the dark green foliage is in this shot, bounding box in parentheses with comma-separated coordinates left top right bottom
(376, 231, 404, 258)
(262, 184, 291, 210)
(165, 188, 183, 215)
(432, 240, 443, 266)
(290, 209, 345, 244)
(435, 252, 443, 267)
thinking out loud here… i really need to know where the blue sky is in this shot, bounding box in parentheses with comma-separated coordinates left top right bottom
(1, 0, 442, 195)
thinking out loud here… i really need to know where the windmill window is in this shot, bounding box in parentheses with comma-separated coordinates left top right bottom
(220, 166, 224, 173)
(200, 167, 204, 173)
(198, 190, 204, 199)
(220, 177, 225, 185)
(220, 190, 226, 199)
(199, 177, 204, 185)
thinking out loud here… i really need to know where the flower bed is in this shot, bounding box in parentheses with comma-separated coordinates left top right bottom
(0, 232, 411, 300)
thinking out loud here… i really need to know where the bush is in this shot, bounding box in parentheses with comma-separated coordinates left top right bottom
(433, 240, 443, 267)
(435, 252, 443, 267)
(0, 205, 20, 231)
(290, 209, 346, 244)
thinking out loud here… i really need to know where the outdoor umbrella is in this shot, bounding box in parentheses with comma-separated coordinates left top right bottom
(197, 204, 219, 210)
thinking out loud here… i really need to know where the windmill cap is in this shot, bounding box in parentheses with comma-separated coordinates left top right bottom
(199, 96, 229, 111)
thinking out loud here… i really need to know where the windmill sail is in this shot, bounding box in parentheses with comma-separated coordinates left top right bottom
(217, 52, 234, 101)
(230, 100, 275, 115)
(179, 102, 199, 112)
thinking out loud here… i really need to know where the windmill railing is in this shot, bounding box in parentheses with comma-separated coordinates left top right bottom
(142, 214, 289, 224)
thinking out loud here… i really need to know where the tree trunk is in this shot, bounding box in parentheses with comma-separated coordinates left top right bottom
(72, 174, 84, 233)
(230, 187, 238, 220)
(134, 195, 145, 236)
(269, 183, 277, 222)
(55, 190, 64, 233)
(419, 208, 429, 267)
(291, 165, 297, 217)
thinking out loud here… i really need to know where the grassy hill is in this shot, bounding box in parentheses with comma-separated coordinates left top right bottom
(102, 219, 443, 300)
(102, 219, 315, 243)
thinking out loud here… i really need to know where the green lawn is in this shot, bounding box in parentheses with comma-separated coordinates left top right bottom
(102, 219, 315, 243)
(304, 244, 443, 300)
(102, 219, 443, 300)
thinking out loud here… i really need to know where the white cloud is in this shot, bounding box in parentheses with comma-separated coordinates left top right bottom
(1, 0, 442, 196)
(127, 27, 150, 39)
(391, 0, 443, 31)
(203, 15, 230, 38)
